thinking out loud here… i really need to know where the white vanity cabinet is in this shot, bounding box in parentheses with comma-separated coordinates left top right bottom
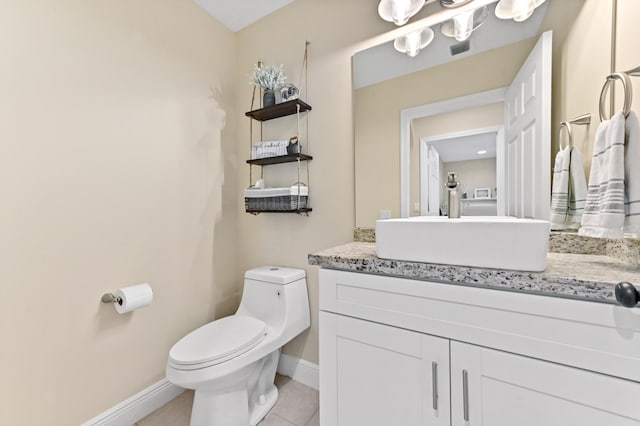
(319, 269, 640, 426)
(320, 312, 450, 426)
(449, 342, 640, 426)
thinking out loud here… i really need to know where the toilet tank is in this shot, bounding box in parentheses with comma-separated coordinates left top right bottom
(236, 266, 310, 342)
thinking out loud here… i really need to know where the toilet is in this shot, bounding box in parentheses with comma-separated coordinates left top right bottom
(166, 266, 310, 426)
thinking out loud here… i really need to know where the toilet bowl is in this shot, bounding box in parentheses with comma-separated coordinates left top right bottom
(166, 266, 310, 426)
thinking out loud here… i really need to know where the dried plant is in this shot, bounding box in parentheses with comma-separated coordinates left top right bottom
(249, 63, 287, 90)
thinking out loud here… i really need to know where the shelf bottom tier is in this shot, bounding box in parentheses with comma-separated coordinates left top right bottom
(246, 208, 312, 214)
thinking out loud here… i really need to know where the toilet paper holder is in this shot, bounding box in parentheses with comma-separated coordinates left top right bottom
(101, 292, 123, 305)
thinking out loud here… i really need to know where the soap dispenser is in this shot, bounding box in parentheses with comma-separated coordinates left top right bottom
(446, 172, 461, 219)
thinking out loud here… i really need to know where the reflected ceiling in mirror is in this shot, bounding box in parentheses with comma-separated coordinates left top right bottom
(430, 132, 497, 162)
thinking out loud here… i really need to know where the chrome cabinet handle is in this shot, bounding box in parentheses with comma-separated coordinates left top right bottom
(432, 361, 438, 410)
(463, 370, 470, 421)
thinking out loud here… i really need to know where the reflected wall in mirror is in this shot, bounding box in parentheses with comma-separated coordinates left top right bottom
(354, 0, 618, 228)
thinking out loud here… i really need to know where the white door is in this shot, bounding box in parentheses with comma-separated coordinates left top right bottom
(420, 143, 441, 216)
(450, 341, 640, 426)
(504, 31, 552, 219)
(319, 312, 450, 426)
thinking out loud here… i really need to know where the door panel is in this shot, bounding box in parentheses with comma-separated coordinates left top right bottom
(320, 312, 450, 426)
(451, 341, 640, 426)
(504, 31, 552, 219)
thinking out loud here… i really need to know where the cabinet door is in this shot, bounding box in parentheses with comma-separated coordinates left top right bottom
(320, 311, 450, 426)
(450, 341, 640, 426)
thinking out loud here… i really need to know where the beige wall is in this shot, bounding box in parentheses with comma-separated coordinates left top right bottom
(410, 103, 503, 214)
(553, 0, 613, 178)
(355, 39, 535, 227)
(616, 0, 640, 116)
(0, 1, 238, 424)
(443, 158, 497, 202)
(235, 0, 391, 365)
(3, 0, 632, 422)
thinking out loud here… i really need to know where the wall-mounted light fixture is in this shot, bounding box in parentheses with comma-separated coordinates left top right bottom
(378, 0, 426, 26)
(440, 6, 488, 41)
(495, 0, 546, 22)
(394, 27, 435, 57)
(440, 0, 476, 8)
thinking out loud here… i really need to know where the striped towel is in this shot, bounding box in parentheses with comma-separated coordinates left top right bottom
(579, 112, 626, 239)
(567, 146, 588, 229)
(550, 146, 571, 230)
(624, 111, 640, 237)
(550, 146, 588, 230)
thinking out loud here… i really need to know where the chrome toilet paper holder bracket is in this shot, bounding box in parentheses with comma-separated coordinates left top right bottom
(101, 292, 123, 305)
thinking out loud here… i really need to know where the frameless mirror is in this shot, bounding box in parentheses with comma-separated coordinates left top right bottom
(354, 0, 610, 227)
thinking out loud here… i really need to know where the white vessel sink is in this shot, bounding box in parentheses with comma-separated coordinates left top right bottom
(376, 216, 550, 272)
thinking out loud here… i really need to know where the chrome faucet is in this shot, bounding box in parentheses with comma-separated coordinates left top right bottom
(446, 172, 461, 219)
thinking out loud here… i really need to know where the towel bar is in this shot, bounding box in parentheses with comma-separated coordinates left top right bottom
(558, 113, 591, 150)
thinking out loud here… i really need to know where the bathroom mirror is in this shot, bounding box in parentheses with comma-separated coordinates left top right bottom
(354, 0, 611, 227)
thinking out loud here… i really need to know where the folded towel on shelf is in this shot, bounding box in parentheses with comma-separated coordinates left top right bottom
(550, 146, 571, 229)
(624, 111, 640, 237)
(579, 112, 626, 239)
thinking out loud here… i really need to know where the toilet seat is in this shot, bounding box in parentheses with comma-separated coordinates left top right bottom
(169, 315, 267, 371)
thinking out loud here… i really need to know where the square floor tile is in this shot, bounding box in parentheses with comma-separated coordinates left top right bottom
(258, 412, 296, 426)
(305, 410, 319, 426)
(136, 390, 193, 426)
(271, 375, 319, 426)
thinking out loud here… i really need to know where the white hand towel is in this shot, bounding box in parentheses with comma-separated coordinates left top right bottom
(550, 146, 570, 230)
(624, 111, 640, 237)
(579, 112, 626, 239)
(566, 146, 588, 229)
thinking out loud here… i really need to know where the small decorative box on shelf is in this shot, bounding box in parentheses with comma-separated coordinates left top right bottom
(245, 99, 312, 122)
(244, 185, 310, 213)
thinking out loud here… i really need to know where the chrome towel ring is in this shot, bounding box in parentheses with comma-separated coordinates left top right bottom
(558, 113, 591, 150)
(599, 72, 632, 121)
(558, 121, 573, 150)
(599, 65, 640, 121)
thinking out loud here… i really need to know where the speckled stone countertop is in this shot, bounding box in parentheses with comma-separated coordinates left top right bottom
(308, 242, 640, 306)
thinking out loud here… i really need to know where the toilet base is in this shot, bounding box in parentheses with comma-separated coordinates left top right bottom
(190, 383, 250, 426)
(249, 384, 278, 426)
(185, 350, 281, 426)
(189, 379, 279, 426)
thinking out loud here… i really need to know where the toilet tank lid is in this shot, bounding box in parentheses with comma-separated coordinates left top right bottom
(245, 266, 306, 284)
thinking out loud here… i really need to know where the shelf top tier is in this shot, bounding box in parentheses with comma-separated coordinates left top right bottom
(245, 99, 312, 121)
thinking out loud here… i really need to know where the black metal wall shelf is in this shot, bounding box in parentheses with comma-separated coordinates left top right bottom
(245, 99, 312, 122)
(246, 154, 313, 166)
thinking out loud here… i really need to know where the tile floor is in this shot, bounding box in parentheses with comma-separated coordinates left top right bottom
(136, 375, 319, 426)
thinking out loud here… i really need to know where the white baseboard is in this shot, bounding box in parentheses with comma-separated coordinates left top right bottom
(82, 355, 318, 425)
(81, 379, 184, 426)
(277, 353, 320, 391)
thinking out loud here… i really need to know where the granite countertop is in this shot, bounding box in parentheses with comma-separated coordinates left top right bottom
(308, 242, 640, 306)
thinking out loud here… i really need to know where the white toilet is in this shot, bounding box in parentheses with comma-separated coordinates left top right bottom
(166, 266, 310, 426)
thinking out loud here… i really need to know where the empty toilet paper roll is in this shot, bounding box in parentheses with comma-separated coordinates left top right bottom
(114, 283, 153, 314)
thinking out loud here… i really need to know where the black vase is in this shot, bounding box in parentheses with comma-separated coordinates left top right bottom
(263, 89, 276, 107)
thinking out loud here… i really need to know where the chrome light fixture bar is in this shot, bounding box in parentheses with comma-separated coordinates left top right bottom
(440, 6, 489, 41)
(495, 0, 546, 22)
(394, 27, 435, 57)
(440, 0, 475, 8)
(378, 0, 426, 26)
